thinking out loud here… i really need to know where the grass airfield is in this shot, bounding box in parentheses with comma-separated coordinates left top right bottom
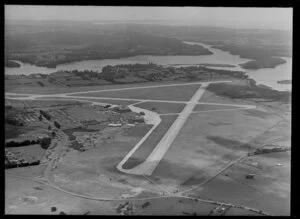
(5, 80, 291, 215)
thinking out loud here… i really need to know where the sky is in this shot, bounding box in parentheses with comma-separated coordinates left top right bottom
(5, 6, 293, 30)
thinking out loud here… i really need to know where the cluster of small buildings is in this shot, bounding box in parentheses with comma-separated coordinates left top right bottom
(75, 132, 103, 149)
(47, 108, 81, 129)
(248, 145, 291, 156)
(42, 103, 145, 131)
(110, 105, 131, 113)
(115, 202, 134, 215)
(14, 111, 40, 124)
(104, 105, 145, 127)
(107, 114, 144, 127)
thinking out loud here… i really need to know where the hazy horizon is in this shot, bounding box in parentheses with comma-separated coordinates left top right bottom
(5, 6, 293, 31)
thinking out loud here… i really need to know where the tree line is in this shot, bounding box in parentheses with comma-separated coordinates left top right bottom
(5, 137, 52, 150)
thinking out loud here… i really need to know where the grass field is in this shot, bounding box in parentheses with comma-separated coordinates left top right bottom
(5, 124, 35, 140)
(195, 151, 291, 215)
(6, 95, 29, 98)
(134, 102, 186, 114)
(64, 106, 105, 121)
(50, 125, 155, 199)
(5, 80, 191, 94)
(8, 99, 85, 108)
(5, 176, 117, 215)
(193, 104, 244, 112)
(133, 196, 216, 215)
(5, 176, 259, 215)
(122, 115, 178, 169)
(7, 144, 45, 163)
(224, 207, 262, 216)
(124, 124, 153, 137)
(69, 84, 200, 101)
(146, 107, 283, 191)
(199, 88, 248, 105)
(5, 123, 49, 140)
(58, 98, 139, 106)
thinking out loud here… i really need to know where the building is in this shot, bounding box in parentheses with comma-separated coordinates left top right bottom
(133, 115, 144, 123)
(111, 105, 131, 113)
(108, 123, 122, 127)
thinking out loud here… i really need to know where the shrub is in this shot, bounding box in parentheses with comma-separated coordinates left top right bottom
(37, 81, 45, 87)
(40, 137, 52, 149)
(54, 121, 61, 129)
(40, 110, 51, 121)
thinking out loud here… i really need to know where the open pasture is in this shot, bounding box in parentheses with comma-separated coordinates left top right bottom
(146, 108, 283, 191)
(194, 150, 291, 215)
(63, 106, 107, 121)
(69, 84, 201, 101)
(49, 97, 139, 106)
(134, 102, 186, 114)
(193, 103, 245, 112)
(7, 144, 45, 163)
(6, 80, 196, 95)
(51, 125, 164, 198)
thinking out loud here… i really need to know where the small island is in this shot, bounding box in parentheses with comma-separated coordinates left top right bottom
(239, 57, 286, 70)
(277, 80, 291, 84)
(168, 63, 236, 68)
(199, 63, 236, 68)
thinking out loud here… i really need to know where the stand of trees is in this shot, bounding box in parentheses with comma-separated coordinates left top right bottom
(5, 160, 40, 169)
(5, 137, 52, 149)
(5, 139, 39, 147)
(5, 117, 23, 126)
(40, 137, 52, 149)
(37, 81, 45, 87)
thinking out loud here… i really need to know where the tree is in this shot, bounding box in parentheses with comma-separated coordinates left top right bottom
(38, 115, 43, 121)
(54, 121, 61, 129)
(40, 110, 51, 120)
(37, 81, 45, 87)
(48, 125, 52, 130)
(40, 137, 52, 149)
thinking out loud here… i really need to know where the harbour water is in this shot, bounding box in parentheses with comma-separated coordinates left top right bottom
(5, 42, 291, 91)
